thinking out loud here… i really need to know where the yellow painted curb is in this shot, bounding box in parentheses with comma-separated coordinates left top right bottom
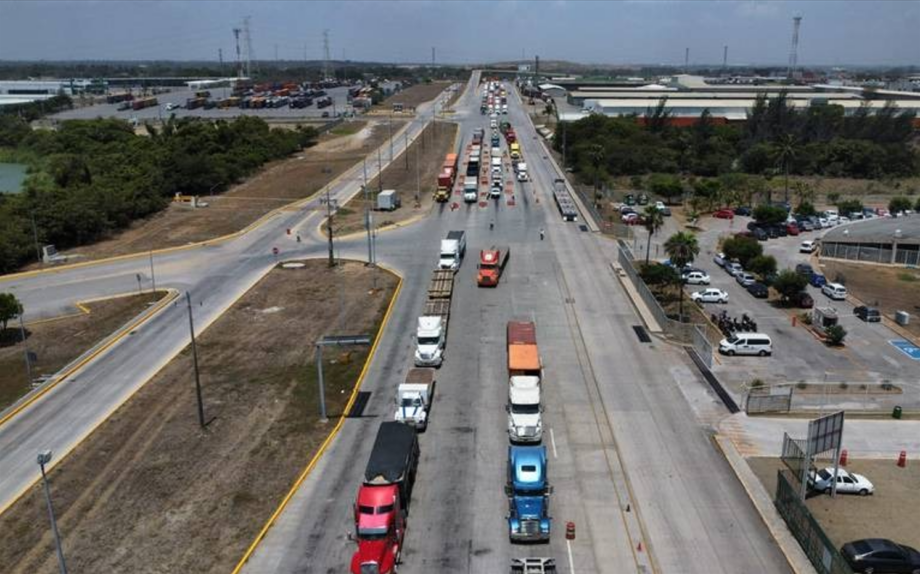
(230, 268, 403, 574)
(0, 289, 179, 430)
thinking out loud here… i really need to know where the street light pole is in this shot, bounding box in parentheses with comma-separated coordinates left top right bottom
(377, 147, 383, 194)
(185, 292, 205, 428)
(37, 451, 68, 574)
(404, 132, 409, 170)
(415, 136, 421, 206)
(314, 344, 328, 422)
(19, 311, 33, 386)
(388, 115, 393, 162)
(325, 189, 336, 268)
(149, 251, 157, 303)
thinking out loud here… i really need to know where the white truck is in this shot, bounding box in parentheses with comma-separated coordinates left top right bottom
(515, 162, 528, 182)
(463, 176, 479, 203)
(415, 315, 446, 367)
(507, 375, 543, 443)
(394, 368, 436, 430)
(439, 230, 467, 271)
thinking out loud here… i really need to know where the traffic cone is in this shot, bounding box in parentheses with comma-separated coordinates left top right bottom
(898, 450, 907, 468)
(637, 542, 643, 552)
(839, 449, 848, 466)
(566, 522, 575, 540)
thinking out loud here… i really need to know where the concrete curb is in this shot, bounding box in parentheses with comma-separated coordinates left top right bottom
(609, 262, 663, 333)
(713, 435, 818, 574)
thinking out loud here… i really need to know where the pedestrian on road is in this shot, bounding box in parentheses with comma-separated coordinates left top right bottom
(490, 219, 494, 231)
(540, 228, 545, 241)
(296, 234, 302, 243)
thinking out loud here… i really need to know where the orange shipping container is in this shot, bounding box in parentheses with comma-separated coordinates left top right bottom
(508, 344, 541, 377)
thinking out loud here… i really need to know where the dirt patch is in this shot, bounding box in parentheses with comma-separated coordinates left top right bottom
(327, 121, 458, 237)
(0, 261, 397, 574)
(820, 260, 920, 338)
(378, 81, 452, 111)
(748, 457, 920, 551)
(46, 120, 402, 263)
(0, 292, 165, 410)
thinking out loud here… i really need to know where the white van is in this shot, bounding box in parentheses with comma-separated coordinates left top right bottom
(491, 156, 502, 176)
(719, 333, 773, 357)
(821, 282, 847, 300)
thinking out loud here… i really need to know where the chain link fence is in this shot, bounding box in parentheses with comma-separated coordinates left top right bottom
(775, 470, 855, 574)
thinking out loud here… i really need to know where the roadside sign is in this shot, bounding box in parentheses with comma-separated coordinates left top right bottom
(890, 340, 920, 360)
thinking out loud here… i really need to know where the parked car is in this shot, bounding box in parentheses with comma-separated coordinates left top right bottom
(800, 220, 815, 232)
(655, 200, 666, 211)
(625, 194, 636, 206)
(725, 262, 743, 276)
(786, 223, 800, 236)
(795, 263, 814, 277)
(713, 209, 734, 219)
(734, 206, 752, 216)
(809, 467, 874, 496)
(809, 273, 827, 288)
(764, 225, 780, 239)
(638, 193, 649, 205)
(752, 227, 768, 241)
(621, 212, 641, 225)
(691, 288, 729, 304)
(713, 252, 727, 268)
(736, 272, 756, 287)
(719, 333, 773, 356)
(822, 282, 848, 301)
(854, 306, 882, 322)
(772, 224, 788, 237)
(746, 282, 769, 298)
(660, 206, 672, 216)
(840, 538, 920, 574)
(683, 271, 711, 285)
(792, 291, 814, 308)
(800, 240, 818, 253)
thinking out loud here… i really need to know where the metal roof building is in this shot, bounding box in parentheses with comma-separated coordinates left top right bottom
(820, 216, 920, 266)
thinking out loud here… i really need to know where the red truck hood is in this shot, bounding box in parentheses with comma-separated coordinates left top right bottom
(351, 539, 397, 574)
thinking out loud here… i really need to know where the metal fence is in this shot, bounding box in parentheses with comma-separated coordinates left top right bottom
(775, 470, 855, 574)
(745, 385, 794, 414)
(822, 241, 920, 266)
(616, 244, 715, 366)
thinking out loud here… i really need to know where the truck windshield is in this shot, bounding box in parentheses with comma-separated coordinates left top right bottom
(400, 397, 422, 408)
(357, 527, 388, 540)
(417, 336, 439, 346)
(511, 403, 540, 414)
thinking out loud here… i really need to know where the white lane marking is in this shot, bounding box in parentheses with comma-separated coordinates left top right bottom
(566, 538, 576, 574)
(550, 427, 558, 459)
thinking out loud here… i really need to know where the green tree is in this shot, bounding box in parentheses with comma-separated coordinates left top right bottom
(794, 201, 818, 218)
(824, 324, 847, 346)
(692, 179, 723, 211)
(837, 199, 864, 217)
(773, 270, 809, 305)
(722, 236, 764, 267)
(747, 255, 777, 279)
(664, 232, 699, 320)
(916, 196, 920, 212)
(827, 191, 841, 205)
(0, 292, 22, 330)
(639, 263, 679, 287)
(753, 205, 788, 225)
(642, 205, 665, 265)
(889, 196, 912, 214)
(648, 173, 683, 204)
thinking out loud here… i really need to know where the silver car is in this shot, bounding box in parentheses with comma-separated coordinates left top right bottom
(735, 272, 756, 287)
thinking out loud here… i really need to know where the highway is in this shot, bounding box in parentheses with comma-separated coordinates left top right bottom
(0, 76, 465, 515)
(239, 80, 793, 573)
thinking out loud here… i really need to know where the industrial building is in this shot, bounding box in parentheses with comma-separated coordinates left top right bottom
(0, 79, 108, 106)
(820, 216, 920, 267)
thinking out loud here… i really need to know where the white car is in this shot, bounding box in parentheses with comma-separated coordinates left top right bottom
(713, 252, 726, 268)
(809, 467, 874, 496)
(725, 262, 743, 277)
(684, 271, 711, 285)
(735, 272, 756, 287)
(165, 102, 179, 111)
(655, 201, 666, 211)
(489, 185, 502, 199)
(691, 288, 729, 304)
(800, 240, 817, 253)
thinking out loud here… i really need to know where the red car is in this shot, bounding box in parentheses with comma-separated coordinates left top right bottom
(786, 223, 800, 236)
(621, 212, 642, 225)
(713, 209, 734, 219)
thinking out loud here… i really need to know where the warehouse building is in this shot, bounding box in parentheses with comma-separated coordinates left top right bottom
(820, 216, 920, 267)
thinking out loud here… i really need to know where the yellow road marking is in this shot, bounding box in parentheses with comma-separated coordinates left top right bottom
(230, 268, 403, 574)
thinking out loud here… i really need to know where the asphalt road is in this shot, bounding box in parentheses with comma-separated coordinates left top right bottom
(0, 79, 458, 515)
(240, 81, 792, 573)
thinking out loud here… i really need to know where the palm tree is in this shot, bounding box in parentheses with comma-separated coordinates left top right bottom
(588, 144, 605, 203)
(642, 205, 664, 265)
(664, 231, 700, 321)
(776, 134, 797, 203)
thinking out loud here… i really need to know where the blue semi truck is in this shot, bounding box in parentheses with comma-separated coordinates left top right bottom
(505, 445, 552, 542)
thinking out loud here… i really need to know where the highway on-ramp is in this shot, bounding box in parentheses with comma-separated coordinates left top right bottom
(0, 76, 470, 516)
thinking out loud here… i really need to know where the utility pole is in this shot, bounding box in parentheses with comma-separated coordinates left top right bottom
(242, 16, 254, 78)
(377, 147, 383, 193)
(323, 29, 332, 81)
(233, 27, 243, 78)
(431, 46, 435, 66)
(684, 47, 690, 73)
(185, 292, 205, 429)
(405, 132, 409, 170)
(415, 136, 421, 206)
(29, 210, 41, 263)
(19, 312, 33, 387)
(388, 115, 393, 161)
(324, 189, 336, 267)
(37, 451, 68, 574)
(149, 251, 157, 303)
(364, 160, 372, 265)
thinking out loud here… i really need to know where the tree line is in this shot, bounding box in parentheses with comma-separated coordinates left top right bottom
(556, 94, 918, 182)
(0, 115, 317, 273)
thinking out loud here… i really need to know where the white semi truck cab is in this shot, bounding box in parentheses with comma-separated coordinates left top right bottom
(439, 230, 467, 271)
(507, 376, 543, 443)
(414, 316, 445, 367)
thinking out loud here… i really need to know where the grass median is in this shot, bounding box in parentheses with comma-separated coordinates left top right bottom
(0, 260, 397, 574)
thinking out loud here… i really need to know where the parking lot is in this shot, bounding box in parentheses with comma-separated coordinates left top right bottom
(633, 212, 920, 410)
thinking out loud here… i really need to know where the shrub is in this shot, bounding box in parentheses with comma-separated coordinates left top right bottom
(825, 324, 847, 346)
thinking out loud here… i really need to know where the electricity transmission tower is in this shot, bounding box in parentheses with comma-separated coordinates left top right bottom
(788, 15, 803, 80)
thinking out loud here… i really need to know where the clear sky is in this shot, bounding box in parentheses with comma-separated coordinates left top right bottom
(0, 0, 917, 66)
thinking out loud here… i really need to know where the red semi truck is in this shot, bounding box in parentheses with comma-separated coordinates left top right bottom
(477, 246, 510, 287)
(435, 153, 458, 202)
(351, 422, 420, 574)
